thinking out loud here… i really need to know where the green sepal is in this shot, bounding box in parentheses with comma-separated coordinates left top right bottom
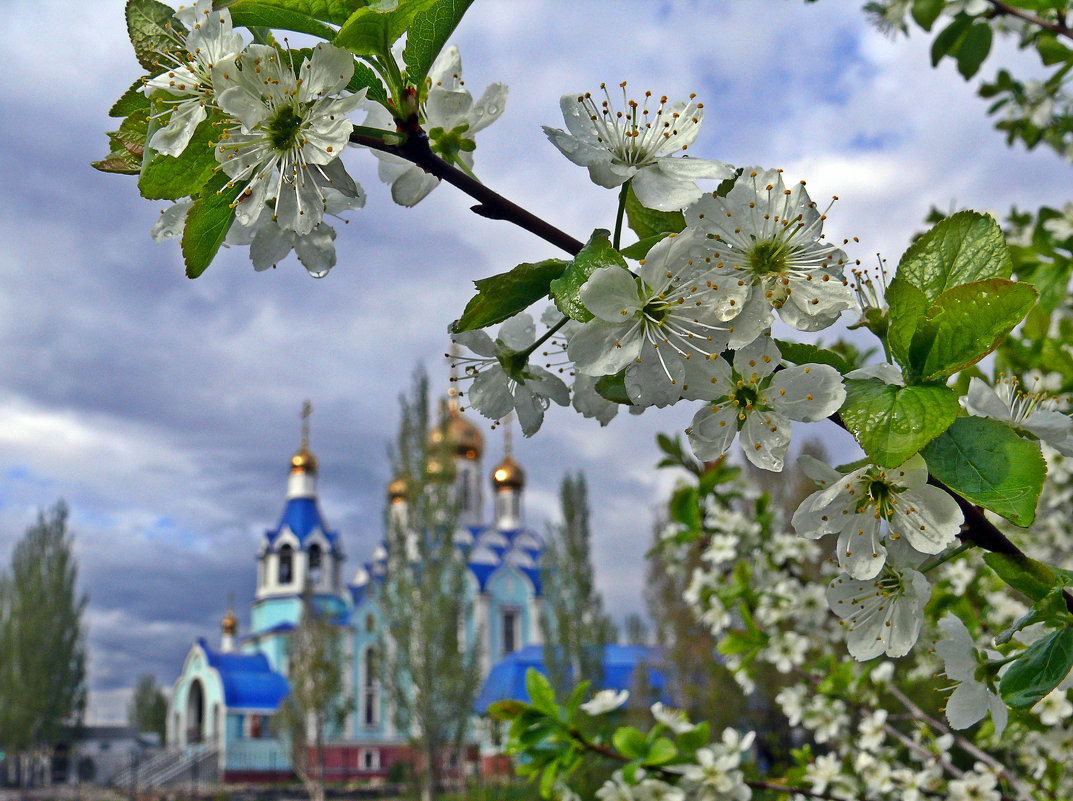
(402, 0, 476, 86)
(619, 234, 670, 261)
(839, 378, 960, 467)
(524, 668, 557, 717)
(336, 0, 439, 57)
(594, 371, 631, 406)
(773, 340, 853, 374)
(922, 416, 1046, 526)
(612, 727, 647, 760)
(126, 0, 183, 72)
(984, 552, 1059, 602)
(999, 628, 1073, 708)
(450, 259, 567, 333)
(181, 173, 242, 278)
(550, 229, 627, 323)
(895, 210, 1012, 304)
(138, 118, 220, 200)
(109, 78, 150, 118)
(624, 183, 685, 239)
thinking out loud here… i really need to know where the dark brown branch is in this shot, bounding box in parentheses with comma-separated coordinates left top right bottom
(985, 0, 1073, 43)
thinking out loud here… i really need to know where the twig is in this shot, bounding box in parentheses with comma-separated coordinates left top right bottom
(985, 0, 1073, 43)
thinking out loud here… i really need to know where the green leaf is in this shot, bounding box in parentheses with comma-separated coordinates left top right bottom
(350, 60, 388, 105)
(402, 0, 475, 85)
(931, 14, 972, 68)
(905, 279, 1037, 381)
(984, 551, 1057, 604)
(450, 259, 567, 332)
(839, 379, 960, 467)
(911, 0, 943, 30)
(676, 721, 709, 754)
(668, 486, 701, 531)
(109, 78, 150, 118)
(896, 211, 1012, 304)
(886, 277, 930, 370)
(550, 229, 627, 322)
(624, 183, 685, 239)
(138, 119, 219, 200)
(524, 668, 557, 716)
(923, 417, 1045, 526)
(956, 22, 993, 79)
(181, 175, 242, 278)
(644, 737, 677, 766)
(336, 0, 439, 57)
(612, 727, 647, 760)
(488, 699, 529, 720)
(224, 1, 340, 39)
(773, 340, 852, 374)
(1037, 34, 1073, 66)
(222, 0, 367, 26)
(619, 234, 670, 261)
(92, 150, 143, 175)
(1000, 628, 1073, 708)
(94, 108, 150, 174)
(996, 588, 1070, 645)
(126, 0, 182, 71)
(594, 371, 631, 405)
(539, 761, 558, 798)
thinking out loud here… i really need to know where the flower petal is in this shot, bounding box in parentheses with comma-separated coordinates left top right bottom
(767, 364, 846, 422)
(580, 266, 642, 322)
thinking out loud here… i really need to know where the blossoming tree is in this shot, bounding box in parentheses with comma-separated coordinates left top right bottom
(97, 0, 1073, 797)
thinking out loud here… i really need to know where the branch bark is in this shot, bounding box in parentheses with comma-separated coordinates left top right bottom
(985, 0, 1073, 42)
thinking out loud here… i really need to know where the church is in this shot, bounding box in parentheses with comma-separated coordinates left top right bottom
(165, 397, 548, 780)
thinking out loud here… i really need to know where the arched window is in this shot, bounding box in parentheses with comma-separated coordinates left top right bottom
(308, 544, 323, 584)
(363, 647, 379, 727)
(278, 545, 294, 585)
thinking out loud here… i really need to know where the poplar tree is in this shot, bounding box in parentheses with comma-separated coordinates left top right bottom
(128, 675, 168, 741)
(540, 472, 616, 694)
(0, 501, 87, 783)
(379, 368, 482, 801)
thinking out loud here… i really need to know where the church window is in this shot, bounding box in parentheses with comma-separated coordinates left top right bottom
(308, 544, 323, 584)
(502, 608, 518, 655)
(278, 545, 293, 585)
(365, 614, 375, 633)
(363, 647, 379, 727)
(361, 749, 380, 770)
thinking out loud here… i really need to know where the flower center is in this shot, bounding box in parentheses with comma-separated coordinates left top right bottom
(429, 124, 475, 162)
(732, 382, 759, 410)
(745, 238, 787, 277)
(642, 299, 668, 324)
(861, 473, 903, 518)
(267, 104, 304, 151)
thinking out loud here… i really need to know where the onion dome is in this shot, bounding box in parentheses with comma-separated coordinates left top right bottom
(290, 445, 319, 475)
(492, 455, 525, 490)
(387, 471, 412, 504)
(221, 607, 239, 636)
(428, 399, 483, 461)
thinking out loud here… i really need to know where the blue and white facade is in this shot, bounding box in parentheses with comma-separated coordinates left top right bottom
(167, 405, 546, 777)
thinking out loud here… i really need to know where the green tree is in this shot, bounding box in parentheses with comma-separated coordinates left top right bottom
(276, 584, 351, 801)
(0, 501, 87, 786)
(127, 674, 168, 742)
(540, 472, 616, 694)
(378, 368, 483, 801)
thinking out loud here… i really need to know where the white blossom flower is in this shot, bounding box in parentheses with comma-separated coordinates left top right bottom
(567, 229, 749, 407)
(963, 375, 1073, 456)
(947, 765, 1001, 801)
(857, 709, 888, 752)
(143, 0, 244, 156)
(596, 771, 637, 801)
(651, 702, 695, 735)
(935, 613, 1008, 736)
(827, 554, 931, 660)
(452, 313, 570, 436)
(213, 44, 366, 235)
(763, 630, 810, 673)
(571, 373, 619, 425)
(684, 168, 855, 331)
(633, 779, 684, 801)
(806, 753, 844, 795)
(678, 745, 751, 801)
(775, 684, 807, 726)
(686, 336, 846, 471)
(150, 199, 194, 242)
(1034, 687, 1073, 726)
(802, 696, 848, 743)
(543, 84, 734, 211)
(1044, 202, 1073, 241)
(792, 454, 963, 579)
(581, 688, 629, 715)
(366, 45, 507, 205)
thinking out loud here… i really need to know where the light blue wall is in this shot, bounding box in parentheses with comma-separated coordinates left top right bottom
(486, 567, 534, 661)
(170, 647, 226, 746)
(251, 596, 302, 633)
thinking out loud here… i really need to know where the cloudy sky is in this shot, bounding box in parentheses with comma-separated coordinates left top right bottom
(0, 0, 1068, 723)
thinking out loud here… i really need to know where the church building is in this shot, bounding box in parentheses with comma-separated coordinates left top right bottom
(166, 400, 547, 780)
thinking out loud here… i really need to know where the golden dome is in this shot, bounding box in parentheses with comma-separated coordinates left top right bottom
(491, 456, 525, 490)
(428, 402, 483, 461)
(387, 472, 412, 504)
(221, 608, 239, 636)
(290, 445, 319, 475)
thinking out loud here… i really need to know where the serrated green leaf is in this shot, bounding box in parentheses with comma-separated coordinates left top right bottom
(956, 22, 992, 79)
(624, 183, 685, 239)
(896, 211, 1012, 304)
(524, 668, 557, 716)
(224, 1, 340, 38)
(897, 211, 1013, 303)
(924, 417, 1045, 526)
(138, 119, 219, 200)
(1000, 628, 1073, 708)
(336, 0, 439, 57)
(612, 727, 647, 760)
(109, 78, 150, 118)
(92, 151, 143, 175)
(549, 229, 626, 322)
(115, 108, 150, 153)
(450, 259, 567, 332)
(886, 277, 929, 370)
(402, 0, 475, 85)
(840, 379, 959, 467)
(126, 0, 182, 72)
(181, 175, 242, 278)
(773, 340, 852, 373)
(350, 60, 388, 105)
(911, 0, 943, 30)
(645, 737, 677, 766)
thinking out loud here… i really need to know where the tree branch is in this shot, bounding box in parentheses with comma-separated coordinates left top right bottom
(985, 0, 1073, 43)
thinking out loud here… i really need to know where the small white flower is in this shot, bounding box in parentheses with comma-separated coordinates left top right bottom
(1033, 687, 1073, 726)
(775, 684, 807, 726)
(150, 199, 194, 242)
(964, 375, 1073, 456)
(686, 336, 846, 471)
(802, 696, 848, 743)
(763, 630, 810, 673)
(935, 613, 1008, 736)
(685, 167, 855, 332)
(544, 84, 734, 211)
(857, 709, 888, 752)
(213, 44, 366, 235)
(1044, 202, 1073, 241)
(678, 746, 751, 801)
(567, 229, 748, 408)
(807, 753, 843, 795)
(143, 0, 245, 156)
(947, 765, 1001, 801)
(792, 454, 963, 579)
(633, 779, 685, 801)
(827, 556, 931, 660)
(651, 703, 695, 735)
(596, 771, 637, 801)
(581, 688, 630, 716)
(452, 313, 570, 436)
(366, 45, 507, 206)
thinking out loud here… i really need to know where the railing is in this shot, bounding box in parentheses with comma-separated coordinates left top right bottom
(224, 738, 292, 772)
(111, 744, 219, 789)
